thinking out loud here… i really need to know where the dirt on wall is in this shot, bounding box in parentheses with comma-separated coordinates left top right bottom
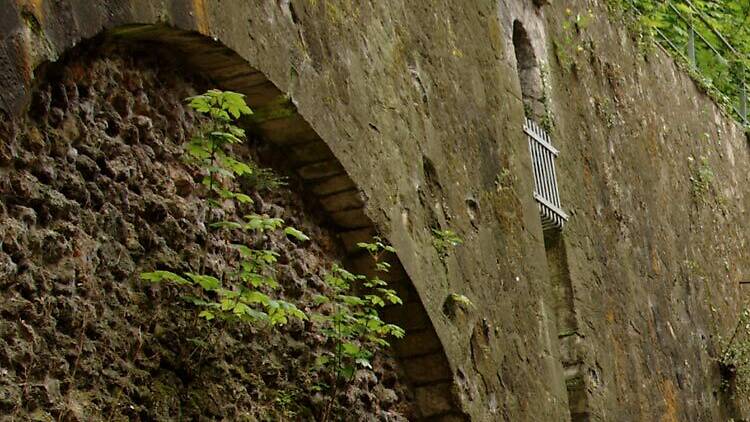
(0, 45, 412, 421)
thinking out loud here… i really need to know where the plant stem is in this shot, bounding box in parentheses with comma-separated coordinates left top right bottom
(321, 303, 343, 422)
(199, 129, 218, 276)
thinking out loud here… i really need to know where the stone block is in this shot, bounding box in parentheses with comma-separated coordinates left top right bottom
(310, 174, 356, 196)
(414, 382, 455, 417)
(393, 328, 443, 358)
(328, 207, 370, 229)
(320, 189, 363, 213)
(403, 352, 452, 384)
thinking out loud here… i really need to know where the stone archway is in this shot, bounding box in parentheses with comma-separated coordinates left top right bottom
(75, 24, 467, 421)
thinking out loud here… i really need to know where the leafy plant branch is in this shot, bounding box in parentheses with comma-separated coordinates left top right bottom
(141, 90, 307, 327)
(313, 238, 405, 422)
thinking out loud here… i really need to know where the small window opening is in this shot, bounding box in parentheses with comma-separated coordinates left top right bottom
(513, 20, 566, 231)
(524, 118, 568, 231)
(512, 21, 545, 121)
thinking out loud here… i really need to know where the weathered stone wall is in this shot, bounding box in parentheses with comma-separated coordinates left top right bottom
(541, 2, 750, 420)
(1, 0, 749, 420)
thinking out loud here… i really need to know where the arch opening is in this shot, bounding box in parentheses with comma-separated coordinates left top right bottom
(2, 23, 468, 421)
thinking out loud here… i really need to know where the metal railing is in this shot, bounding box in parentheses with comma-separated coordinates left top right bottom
(625, 0, 748, 124)
(525, 118, 568, 231)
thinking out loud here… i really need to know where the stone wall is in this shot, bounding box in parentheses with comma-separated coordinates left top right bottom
(541, 2, 750, 420)
(0, 0, 749, 420)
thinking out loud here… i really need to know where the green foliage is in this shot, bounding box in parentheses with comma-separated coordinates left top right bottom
(442, 293, 475, 320)
(313, 238, 404, 421)
(244, 166, 288, 191)
(141, 90, 306, 326)
(141, 90, 405, 421)
(538, 65, 557, 131)
(555, 7, 595, 72)
(140, 90, 405, 418)
(612, 0, 750, 124)
(719, 308, 750, 396)
(432, 228, 463, 259)
(689, 155, 714, 204)
(448, 293, 474, 308)
(495, 167, 515, 192)
(273, 388, 303, 419)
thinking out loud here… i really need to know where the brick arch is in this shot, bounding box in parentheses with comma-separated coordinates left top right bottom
(79, 24, 467, 421)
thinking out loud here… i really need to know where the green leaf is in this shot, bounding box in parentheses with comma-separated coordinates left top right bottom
(338, 295, 365, 306)
(342, 342, 361, 357)
(284, 226, 310, 241)
(283, 303, 308, 321)
(365, 294, 385, 307)
(211, 221, 243, 230)
(185, 140, 211, 159)
(357, 242, 378, 253)
(385, 324, 406, 338)
(340, 366, 355, 380)
(209, 131, 243, 144)
(375, 262, 391, 272)
(314, 355, 330, 368)
(140, 271, 190, 285)
(228, 125, 246, 138)
(220, 156, 254, 175)
(184, 273, 221, 291)
(244, 214, 284, 232)
(243, 290, 272, 306)
(234, 193, 254, 204)
(198, 310, 215, 320)
(365, 277, 387, 288)
(233, 302, 252, 316)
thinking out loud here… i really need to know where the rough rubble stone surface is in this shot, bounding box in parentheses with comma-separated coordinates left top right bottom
(0, 49, 412, 421)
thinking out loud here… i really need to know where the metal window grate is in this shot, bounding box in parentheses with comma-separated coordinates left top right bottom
(524, 118, 568, 231)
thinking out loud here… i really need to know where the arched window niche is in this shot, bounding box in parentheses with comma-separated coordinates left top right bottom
(512, 20, 546, 123)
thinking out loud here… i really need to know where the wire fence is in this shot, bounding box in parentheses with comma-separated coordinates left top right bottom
(624, 0, 748, 125)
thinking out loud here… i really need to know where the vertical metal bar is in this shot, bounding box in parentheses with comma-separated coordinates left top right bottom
(545, 149, 556, 206)
(533, 123, 543, 198)
(539, 142, 551, 203)
(538, 142, 547, 201)
(533, 141, 542, 197)
(532, 139, 540, 196)
(688, 24, 696, 67)
(529, 132, 540, 196)
(538, 141, 548, 200)
(541, 126, 553, 204)
(543, 128, 560, 208)
(551, 157, 562, 209)
(546, 127, 562, 209)
(741, 82, 748, 123)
